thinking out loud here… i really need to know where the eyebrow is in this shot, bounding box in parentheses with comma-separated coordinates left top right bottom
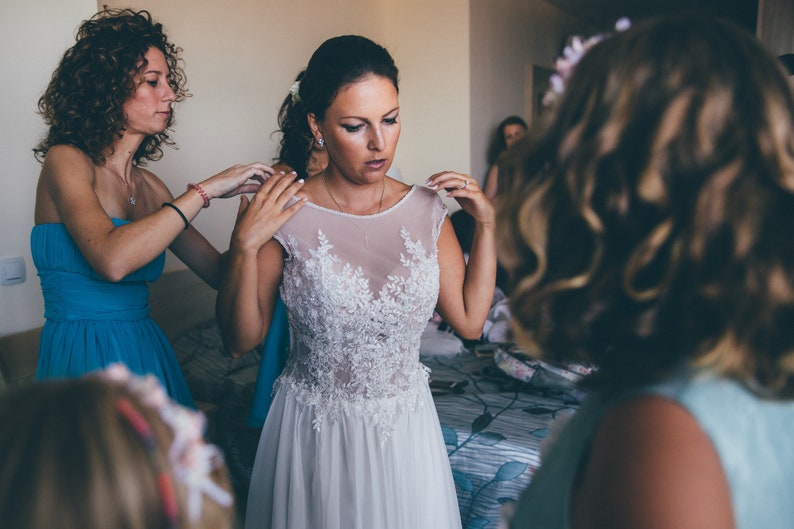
(340, 106, 400, 120)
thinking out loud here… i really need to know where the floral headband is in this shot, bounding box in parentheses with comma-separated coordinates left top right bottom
(543, 17, 631, 107)
(101, 364, 233, 526)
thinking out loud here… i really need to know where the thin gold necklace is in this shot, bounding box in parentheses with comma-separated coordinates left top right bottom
(321, 173, 386, 248)
(322, 173, 385, 215)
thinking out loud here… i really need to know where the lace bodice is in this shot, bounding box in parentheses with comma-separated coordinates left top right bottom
(273, 186, 447, 434)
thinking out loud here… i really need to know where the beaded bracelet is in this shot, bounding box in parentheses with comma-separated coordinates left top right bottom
(161, 202, 190, 230)
(187, 183, 211, 208)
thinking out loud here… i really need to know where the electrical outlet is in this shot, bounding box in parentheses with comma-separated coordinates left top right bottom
(0, 257, 26, 286)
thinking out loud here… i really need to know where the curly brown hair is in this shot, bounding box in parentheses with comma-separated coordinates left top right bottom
(498, 15, 794, 397)
(33, 8, 188, 166)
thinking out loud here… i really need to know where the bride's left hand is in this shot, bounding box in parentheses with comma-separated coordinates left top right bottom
(425, 171, 495, 227)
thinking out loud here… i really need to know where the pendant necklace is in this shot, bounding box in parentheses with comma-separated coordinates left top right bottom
(322, 173, 385, 249)
(110, 159, 136, 206)
(120, 177, 136, 206)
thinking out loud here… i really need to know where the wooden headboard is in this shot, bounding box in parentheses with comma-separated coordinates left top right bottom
(0, 269, 216, 390)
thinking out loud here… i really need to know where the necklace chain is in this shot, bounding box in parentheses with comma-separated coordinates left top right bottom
(322, 173, 385, 215)
(120, 177, 136, 207)
(321, 173, 386, 249)
(110, 159, 136, 206)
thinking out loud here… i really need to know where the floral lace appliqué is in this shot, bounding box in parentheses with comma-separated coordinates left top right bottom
(275, 228, 440, 442)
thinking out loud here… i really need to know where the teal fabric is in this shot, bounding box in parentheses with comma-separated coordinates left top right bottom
(30, 220, 194, 407)
(246, 294, 290, 428)
(509, 370, 794, 529)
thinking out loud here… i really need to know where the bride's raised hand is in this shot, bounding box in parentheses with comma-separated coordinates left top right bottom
(425, 171, 495, 227)
(229, 171, 306, 256)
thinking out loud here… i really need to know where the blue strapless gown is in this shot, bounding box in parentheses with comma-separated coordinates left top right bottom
(30, 219, 194, 407)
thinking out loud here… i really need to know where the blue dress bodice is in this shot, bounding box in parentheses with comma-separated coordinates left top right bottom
(30, 220, 193, 406)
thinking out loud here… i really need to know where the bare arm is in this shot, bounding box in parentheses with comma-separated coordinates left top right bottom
(167, 227, 222, 288)
(427, 172, 496, 340)
(573, 395, 734, 529)
(35, 144, 275, 283)
(216, 173, 306, 356)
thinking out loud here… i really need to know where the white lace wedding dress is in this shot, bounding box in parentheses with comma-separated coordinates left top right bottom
(244, 186, 462, 529)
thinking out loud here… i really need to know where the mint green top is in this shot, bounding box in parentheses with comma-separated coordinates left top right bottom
(508, 370, 794, 529)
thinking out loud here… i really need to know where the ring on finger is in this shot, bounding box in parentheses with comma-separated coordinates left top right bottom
(462, 179, 470, 189)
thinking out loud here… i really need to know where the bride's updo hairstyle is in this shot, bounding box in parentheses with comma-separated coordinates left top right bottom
(276, 35, 399, 179)
(497, 15, 794, 396)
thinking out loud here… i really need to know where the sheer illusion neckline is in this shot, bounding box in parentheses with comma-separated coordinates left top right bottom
(305, 185, 417, 219)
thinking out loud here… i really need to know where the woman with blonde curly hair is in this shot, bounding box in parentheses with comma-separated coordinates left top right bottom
(31, 8, 303, 406)
(498, 14, 794, 529)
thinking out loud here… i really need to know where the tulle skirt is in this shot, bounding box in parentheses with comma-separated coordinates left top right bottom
(244, 383, 462, 529)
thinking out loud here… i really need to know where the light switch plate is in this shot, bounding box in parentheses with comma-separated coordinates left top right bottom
(0, 257, 26, 285)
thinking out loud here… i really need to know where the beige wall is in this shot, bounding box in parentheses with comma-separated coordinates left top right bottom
(469, 0, 588, 184)
(381, 0, 471, 191)
(0, 0, 97, 336)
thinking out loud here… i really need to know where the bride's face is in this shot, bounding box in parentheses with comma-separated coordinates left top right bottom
(311, 74, 400, 185)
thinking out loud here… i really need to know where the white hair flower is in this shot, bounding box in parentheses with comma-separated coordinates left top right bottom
(289, 79, 301, 104)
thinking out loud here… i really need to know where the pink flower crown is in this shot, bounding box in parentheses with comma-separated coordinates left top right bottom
(101, 364, 233, 526)
(543, 17, 631, 107)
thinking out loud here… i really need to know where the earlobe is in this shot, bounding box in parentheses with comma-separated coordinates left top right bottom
(307, 113, 325, 147)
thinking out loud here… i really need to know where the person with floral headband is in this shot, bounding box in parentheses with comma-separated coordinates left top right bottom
(0, 364, 234, 529)
(498, 14, 794, 529)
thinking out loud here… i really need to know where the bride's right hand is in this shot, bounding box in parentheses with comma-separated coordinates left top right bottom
(229, 171, 306, 256)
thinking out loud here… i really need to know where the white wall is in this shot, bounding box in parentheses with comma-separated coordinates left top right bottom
(0, 0, 97, 336)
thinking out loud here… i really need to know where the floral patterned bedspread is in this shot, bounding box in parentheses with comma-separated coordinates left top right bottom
(426, 351, 581, 529)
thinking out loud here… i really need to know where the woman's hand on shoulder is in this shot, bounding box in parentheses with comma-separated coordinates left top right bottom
(196, 162, 278, 202)
(426, 171, 495, 228)
(229, 171, 306, 257)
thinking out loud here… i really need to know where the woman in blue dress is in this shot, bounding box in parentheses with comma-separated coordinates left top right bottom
(31, 8, 304, 406)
